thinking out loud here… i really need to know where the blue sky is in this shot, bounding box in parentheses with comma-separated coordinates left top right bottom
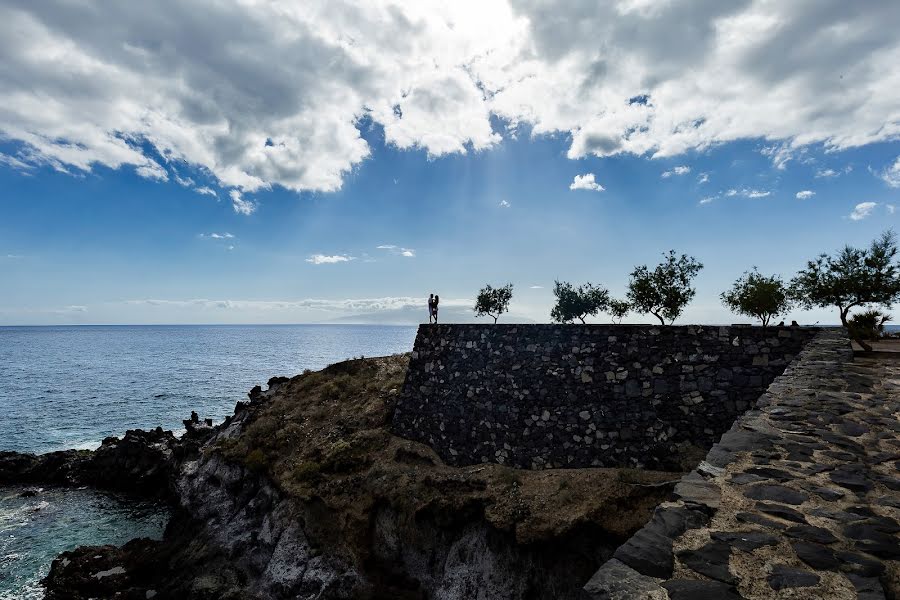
(1, 1, 899, 325)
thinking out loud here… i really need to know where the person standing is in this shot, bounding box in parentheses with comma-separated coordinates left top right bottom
(428, 294, 434, 323)
(433, 295, 439, 323)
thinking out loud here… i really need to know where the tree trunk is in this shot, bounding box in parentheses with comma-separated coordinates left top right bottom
(652, 312, 665, 325)
(839, 305, 849, 327)
(578, 316, 586, 324)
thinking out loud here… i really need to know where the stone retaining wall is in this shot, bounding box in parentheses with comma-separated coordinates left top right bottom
(584, 328, 900, 599)
(392, 324, 818, 470)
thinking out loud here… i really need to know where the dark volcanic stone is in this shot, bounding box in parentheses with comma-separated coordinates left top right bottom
(755, 502, 808, 524)
(661, 579, 743, 600)
(767, 565, 820, 590)
(784, 524, 839, 545)
(729, 473, 765, 485)
(734, 512, 788, 530)
(836, 551, 886, 577)
(743, 467, 794, 481)
(790, 541, 840, 570)
(710, 531, 778, 552)
(743, 484, 809, 505)
(829, 468, 873, 493)
(847, 574, 887, 600)
(676, 541, 734, 584)
(613, 529, 674, 578)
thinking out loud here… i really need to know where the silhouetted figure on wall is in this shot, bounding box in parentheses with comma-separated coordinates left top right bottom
(428, 294, 435, 324)
(433, 295, 440, 323)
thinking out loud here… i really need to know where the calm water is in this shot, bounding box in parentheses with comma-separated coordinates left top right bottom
(0, 324, 417, 453)
(0, 324, 417, 598)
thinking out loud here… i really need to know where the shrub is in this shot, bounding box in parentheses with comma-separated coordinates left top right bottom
(848, 309, 892, 343)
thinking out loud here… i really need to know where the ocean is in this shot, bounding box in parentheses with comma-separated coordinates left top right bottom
(0, 324, 417, 599)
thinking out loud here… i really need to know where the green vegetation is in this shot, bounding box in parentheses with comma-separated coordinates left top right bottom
(550, 280, 610, 323)
(791, 230, 900, 327)
(474, 283, 514, 323)
(848, 309, 893, 345)
(721, 268, 792, 327)
(607, 298, 630, 324)
(627, 250, 703, 325)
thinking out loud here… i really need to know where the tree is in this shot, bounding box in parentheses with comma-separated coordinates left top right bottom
(550, 280, 610, 324)
(608, 298, 630, 324)
(790, 230, 900, 327)
(474, 283, 514, 323)
(721, 268, 792, 328)
(626, 250, 704, 325)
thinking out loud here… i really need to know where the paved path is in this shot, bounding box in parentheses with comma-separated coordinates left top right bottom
(585, 329, 900, 599)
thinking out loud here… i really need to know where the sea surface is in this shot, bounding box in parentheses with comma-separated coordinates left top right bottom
(0, 324, 417, 599)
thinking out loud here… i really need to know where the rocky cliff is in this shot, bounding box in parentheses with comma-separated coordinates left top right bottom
(13, 355, 680, 599)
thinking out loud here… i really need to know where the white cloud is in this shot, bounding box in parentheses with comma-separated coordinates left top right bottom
(376, 244, 415, 257)
(661, 165, 690, 178)
(529, 285, 544, 289)
(134, 161, 168, 182)
(723, 187, 771, 199)
(880, 156, 900, 187)
(760, 143, 793, 170)
(697, 172, 709, 184)
(229, 190, 256, 215)
(699, 196, 716, 205)
(795, 190, 815, 199)
(569, 173, 605, 191)
(194, 186, 217, 198)
(816, 168, 839, 178)
(499, 199, 511, 207)
(849, 201, 878, 221)
(888, 204, 896, 214)
(0, 2, 899, 195)
(200, 232, 234, 240)
(306, 254, 355, 265)
(4, 254, 24, 259)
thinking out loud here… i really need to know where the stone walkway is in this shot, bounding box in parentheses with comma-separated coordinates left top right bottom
(585, 329, 900, 599)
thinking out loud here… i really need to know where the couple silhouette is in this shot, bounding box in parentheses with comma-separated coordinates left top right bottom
(427, 294, 440, 324)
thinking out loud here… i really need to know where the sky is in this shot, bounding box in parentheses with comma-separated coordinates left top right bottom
(1, 0, 899, 326)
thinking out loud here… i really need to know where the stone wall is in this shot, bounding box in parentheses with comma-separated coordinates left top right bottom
(583, 328, 900, 599)
(392, 324, 819, 470)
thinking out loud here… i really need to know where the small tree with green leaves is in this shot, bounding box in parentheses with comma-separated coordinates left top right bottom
(474, 283, 514, 323)
(848, 309, 892, 346)
(626, 250, 704, 325)
(790, 230, 900, 327)
(608, 298, 630, 324)
(550, 280, 610, 324)
(721, 268, 792, 328)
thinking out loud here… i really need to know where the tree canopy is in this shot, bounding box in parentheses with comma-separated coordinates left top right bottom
(607, 298, 630, 324)
(721, 268, 792, 327)
(474, 283, 514, 323)
(790, 230, 900, 326)
(626, 250, 703, 325)
(550, 280, 610, 324)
